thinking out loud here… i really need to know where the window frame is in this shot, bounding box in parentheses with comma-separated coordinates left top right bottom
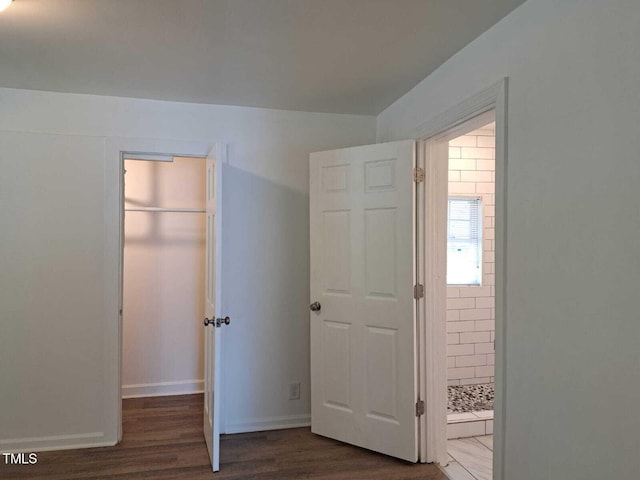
(446, 195, 483, 286)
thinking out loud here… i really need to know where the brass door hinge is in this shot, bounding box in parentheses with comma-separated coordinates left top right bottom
(413, 167, 425, 183)
(414, 284, 424, 299)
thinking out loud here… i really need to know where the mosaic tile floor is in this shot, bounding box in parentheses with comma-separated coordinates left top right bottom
(448, 383, 494, 413)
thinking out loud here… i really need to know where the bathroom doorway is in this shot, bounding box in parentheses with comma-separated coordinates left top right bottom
(442, 112, 496, 480)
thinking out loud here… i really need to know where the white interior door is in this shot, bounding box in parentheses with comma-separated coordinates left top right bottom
(203, 148, 225, 472)
(309, 140, 419, 462)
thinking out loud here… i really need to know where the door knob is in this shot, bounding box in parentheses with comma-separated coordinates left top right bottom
(310, 302, 321, 312)
(204, 316, 231, 327)
(215, 316, 231, 327)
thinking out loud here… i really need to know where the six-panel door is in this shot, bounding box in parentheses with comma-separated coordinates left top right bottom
(203, 150, 223, 472)
(309, 140, 418, 462)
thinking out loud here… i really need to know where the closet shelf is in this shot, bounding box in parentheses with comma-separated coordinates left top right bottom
(125, 207, 205, 213)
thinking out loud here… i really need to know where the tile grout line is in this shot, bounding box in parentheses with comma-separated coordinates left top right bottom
(447, 450, 481, 480)
(470, 436, 493, 453)
(457, 459, 480, 480)
(447, 436, 493, 480)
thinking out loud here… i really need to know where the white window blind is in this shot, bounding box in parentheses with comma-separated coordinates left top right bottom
(447, 197, 482, 285)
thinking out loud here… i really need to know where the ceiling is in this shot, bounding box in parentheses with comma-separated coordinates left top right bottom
(0, 0, 525, 115)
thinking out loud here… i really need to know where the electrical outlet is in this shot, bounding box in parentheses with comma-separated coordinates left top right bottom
(289, 382, 301, 400)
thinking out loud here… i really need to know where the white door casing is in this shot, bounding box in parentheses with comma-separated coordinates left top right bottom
(309, 140, 419, 462)
(203, 148, 223, 472)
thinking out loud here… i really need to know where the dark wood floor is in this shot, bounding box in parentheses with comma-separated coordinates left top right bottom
(0, 394, 446, 479)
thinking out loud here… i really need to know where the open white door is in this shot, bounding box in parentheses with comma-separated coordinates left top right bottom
(203, 148, 226, 472)
(309, 140, 419, 462)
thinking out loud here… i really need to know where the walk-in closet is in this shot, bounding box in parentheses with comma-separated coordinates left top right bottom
(122, 156, 206, 399)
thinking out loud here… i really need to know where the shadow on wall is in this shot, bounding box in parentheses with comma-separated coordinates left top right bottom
(221, 163, 312, 427)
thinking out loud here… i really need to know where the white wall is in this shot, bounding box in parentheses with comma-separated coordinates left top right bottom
(122, 157, 206, 398)
(447, 125, 496, 386)
(0, 132, 108, 451)
(378, 0, 640, 478)
(0, 87, 375, 450)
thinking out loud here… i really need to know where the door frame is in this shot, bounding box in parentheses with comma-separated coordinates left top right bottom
(104, 137, 225, 442)
(414, 78, 508, 479)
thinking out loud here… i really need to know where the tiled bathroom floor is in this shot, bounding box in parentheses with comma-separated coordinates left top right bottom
(443, 435, 493, 480)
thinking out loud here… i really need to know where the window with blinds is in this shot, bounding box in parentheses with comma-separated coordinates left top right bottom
(447, 197, 482, 285)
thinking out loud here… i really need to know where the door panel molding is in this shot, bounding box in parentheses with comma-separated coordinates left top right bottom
(310, 140, 418, 463)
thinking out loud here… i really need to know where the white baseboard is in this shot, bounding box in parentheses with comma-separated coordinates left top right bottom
(0, 432, 112, 453)
(121, 379, 204, 399)
(1, 413, 310, 452)
(224, 414, 311, 434)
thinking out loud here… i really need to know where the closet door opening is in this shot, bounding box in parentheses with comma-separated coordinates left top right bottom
(121, 155, 207, 423)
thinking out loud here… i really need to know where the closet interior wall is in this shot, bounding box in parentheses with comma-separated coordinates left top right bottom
(122, 157, 206, 398)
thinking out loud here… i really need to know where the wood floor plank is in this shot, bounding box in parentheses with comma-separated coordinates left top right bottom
(0, 394, 446, 480)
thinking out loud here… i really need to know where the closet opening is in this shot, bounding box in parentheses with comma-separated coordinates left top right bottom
(111, 139, 223, 471)
(121, 154, 207, 424)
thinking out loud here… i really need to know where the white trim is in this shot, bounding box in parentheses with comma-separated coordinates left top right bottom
(104, 137, 219, 445)
(493, 79, 508, 480)
(411, 82, 502, 141)
(224, 415, 311, 435)
(415, 141, 426, 463)
(214, 142, 228, 438)
(415, 140, 425, 463)
(434, 110, 496, 143)
(121, 380, 205, 399)
(415, 78, 507, 480)
(123, 153, 174, 162)
(124, 207, 206, 213)
(418, 136, 449, 465)
(0, 432, 110, 453)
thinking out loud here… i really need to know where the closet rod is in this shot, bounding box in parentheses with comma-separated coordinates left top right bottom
(125, 207, 205, 213)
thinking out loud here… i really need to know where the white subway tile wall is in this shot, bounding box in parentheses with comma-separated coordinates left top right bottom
(447, 123, 496, 385)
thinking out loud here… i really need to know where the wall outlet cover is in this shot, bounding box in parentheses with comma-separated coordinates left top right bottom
(289, 382, 301, 400)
